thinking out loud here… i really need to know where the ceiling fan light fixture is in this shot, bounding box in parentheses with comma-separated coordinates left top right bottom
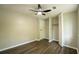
(37, 12, 42, 15)
(30, 4, 51, 16)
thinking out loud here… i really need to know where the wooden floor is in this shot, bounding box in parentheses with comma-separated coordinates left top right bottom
(0, 39, 77, 54)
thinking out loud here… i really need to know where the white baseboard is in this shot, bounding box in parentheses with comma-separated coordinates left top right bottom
(53, 40, 59, 42)
(35, 39, 40, 41)
(48, 39, 53, 42)
(63, 45, 78, 54)
(0, 40, 36, 52)
(49, 39, 59, 43)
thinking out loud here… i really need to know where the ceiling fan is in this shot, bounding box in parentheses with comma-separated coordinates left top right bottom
(30, 4, 52, 15)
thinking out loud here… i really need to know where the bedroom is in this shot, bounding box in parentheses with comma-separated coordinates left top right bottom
(0, 4, 79, 54)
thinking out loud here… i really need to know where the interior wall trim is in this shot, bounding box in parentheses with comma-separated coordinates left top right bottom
(49, 39, 59, 43)
(53, 40, 59, 42)
(63, 45, 78, 54)
(48, 39, 53, 42)
(0, 40, 36, 52)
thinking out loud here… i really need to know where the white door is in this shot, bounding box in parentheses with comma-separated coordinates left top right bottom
(39, 19, 45, 39)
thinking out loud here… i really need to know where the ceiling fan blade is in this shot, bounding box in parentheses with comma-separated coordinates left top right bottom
(43, 9, 51, 12)
(42, 13, 45, 15)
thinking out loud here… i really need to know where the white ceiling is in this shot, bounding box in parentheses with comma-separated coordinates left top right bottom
(0, 4, 78, 19)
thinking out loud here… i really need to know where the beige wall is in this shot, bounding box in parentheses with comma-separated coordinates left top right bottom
(63, 11, 77, 48)
(77, 7, 79, 52)
(0, 9, 39, 50)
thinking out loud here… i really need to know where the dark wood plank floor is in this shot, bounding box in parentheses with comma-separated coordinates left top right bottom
(0, 39, 77, 54)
